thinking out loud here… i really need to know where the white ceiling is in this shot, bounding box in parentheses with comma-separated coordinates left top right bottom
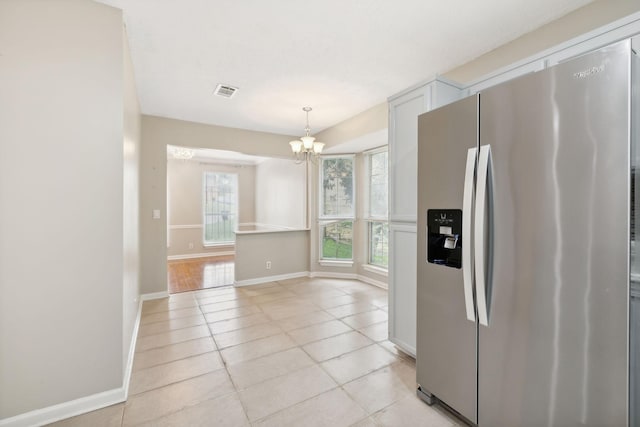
(98, 0, 593, 136)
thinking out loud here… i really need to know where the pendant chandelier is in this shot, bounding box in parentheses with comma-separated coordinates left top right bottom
(168, 146, 195, 160)
(289, 107, 324, 163)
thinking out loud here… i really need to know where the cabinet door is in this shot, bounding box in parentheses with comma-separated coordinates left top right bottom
(388, 90, 427, 223)
(389, 80, 461, 222)
(388, 223, 417, 356)
(387, 79, 461, 357)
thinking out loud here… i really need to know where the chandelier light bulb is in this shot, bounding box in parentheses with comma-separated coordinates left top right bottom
(289, 107, 324, 164)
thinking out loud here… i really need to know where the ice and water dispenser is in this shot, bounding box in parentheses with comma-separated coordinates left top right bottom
(427, 209, 462, 269)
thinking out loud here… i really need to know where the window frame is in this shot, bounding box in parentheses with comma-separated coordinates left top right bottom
(364, 147, 389, 270)
(202, 171, 239, 247)
(318, 155, 356, 263)
(318, 154, 356, 220)
(367, 220, 389, 270)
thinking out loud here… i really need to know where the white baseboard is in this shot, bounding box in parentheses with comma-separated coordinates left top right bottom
(167, 251, 235, 261)
(0, 297, 145, 427)
(0, 384, 125, 427)
(140, 291, 169, 301)
(389, 337, 416, 358)
(234, 271, 309, 287)
(309, 271, 358, 280)
(357, 274, 388, 290)
(308, 271, 388, 290)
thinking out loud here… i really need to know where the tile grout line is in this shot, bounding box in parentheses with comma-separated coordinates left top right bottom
(62, 278, 431, 427)
(125, 279, 398, 427)
(195, 288, 255, 427)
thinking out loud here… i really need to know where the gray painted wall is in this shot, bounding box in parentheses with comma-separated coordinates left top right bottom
(235, 231, 310, 282)
(0, 0, 132, 418)
(123, 24, 142, 371)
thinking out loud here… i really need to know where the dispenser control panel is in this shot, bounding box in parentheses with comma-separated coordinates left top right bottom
(427, 209, 462, 268)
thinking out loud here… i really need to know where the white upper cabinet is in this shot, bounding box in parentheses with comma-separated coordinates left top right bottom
(388, 78, 462, 223)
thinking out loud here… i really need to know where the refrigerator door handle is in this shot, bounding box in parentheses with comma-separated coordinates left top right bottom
(462, 147, 477, 322)
(475, 144, 491, 326)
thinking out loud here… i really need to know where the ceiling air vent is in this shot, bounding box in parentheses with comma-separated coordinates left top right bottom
(214, 84, 238, 98)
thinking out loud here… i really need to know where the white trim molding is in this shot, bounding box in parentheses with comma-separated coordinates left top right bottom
(0, 299, 145, 427)
(309, 271, 358, 280)
(251, 222, 297, 230)
(357, 274, 388, 290)
(234, 271, 309, 287)
(0, 388, 126, 427)
(167, 251, 235, 261)
(309, 271, 387, 289)
(362, 264, 388, 277)
(318, 259, 354, 268)
(140, 291, 169, 301)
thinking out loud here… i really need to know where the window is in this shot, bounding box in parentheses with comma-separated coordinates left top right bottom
(320, 156, 355, 218)
(366, 149, 388, 268)
(322, 220, 353, 259)
(368, 221, 389, 267)
(319, 156, 355, 261)
(203, 172, 238, 245)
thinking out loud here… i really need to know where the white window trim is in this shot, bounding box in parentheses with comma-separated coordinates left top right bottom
(364, 146, 388, 219)
(318, 219, 355, 262)
(318, 155, 356, 262)
(318, 154, 356, 221)
(366, 220, 389, 271)
(364, 147, 389, 270)
(203, 242, 235, 248)
(202, 171, 239, 246)
(319, 259, 355, 268)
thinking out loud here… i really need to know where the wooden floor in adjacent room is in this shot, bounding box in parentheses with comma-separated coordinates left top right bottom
(167, 255, 234, 294)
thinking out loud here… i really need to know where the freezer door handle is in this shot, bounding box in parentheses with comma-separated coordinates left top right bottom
(475, 144, 491, 326)
(462, 147, 477, 322)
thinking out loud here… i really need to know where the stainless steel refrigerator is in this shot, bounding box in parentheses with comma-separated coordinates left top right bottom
(416, 40, 635, 426)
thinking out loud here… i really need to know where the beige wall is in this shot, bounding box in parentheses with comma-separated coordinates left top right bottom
(0, 0, 126, 419)
(141, 116, 296, 293)
(122, 25, 142, 370)
(167, 159, 256, 257)
(443, 0, 640, 84)
(235, 231, 310, 282)
(255, 158, 307, 229)
(315, 102, 388, 149)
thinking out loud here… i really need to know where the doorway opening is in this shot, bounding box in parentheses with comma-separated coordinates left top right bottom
(166, 144, 309, 294)
(166, 145, 266, 294)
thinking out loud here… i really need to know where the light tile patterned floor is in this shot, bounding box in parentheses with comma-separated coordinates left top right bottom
(50, 277, 463, 427)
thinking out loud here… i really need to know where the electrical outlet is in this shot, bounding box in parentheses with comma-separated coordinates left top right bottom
(266, 261, 272, 270)
(188, 242, 194, 249)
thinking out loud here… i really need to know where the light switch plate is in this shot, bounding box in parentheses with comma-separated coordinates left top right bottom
(152, 209, 161, 219)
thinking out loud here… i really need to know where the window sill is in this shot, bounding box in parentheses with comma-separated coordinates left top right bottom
(319, 260, 354, 268)
(203, 242, 235, 248)
(363, 264, 388, 276)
